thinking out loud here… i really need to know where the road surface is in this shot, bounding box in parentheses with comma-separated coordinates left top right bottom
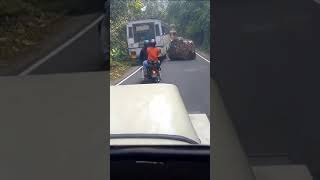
(120, 57, 210, 118)
(28, 17, 106, 75)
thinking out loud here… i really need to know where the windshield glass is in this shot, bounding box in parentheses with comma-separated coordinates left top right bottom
(133, 22, 155, 43)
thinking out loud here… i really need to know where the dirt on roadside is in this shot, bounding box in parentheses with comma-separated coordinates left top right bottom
(0, 13, 65, 71)
(110, 60, 132, 81)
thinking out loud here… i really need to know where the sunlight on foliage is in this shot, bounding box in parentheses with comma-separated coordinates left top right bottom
(0, 0, 65, 61)
(166, 1, 210, 52)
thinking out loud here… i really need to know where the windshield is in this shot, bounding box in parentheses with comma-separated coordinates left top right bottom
(133, 22, 155, 43)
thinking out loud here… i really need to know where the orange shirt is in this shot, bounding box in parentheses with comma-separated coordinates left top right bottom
(147, 47, 160, 61)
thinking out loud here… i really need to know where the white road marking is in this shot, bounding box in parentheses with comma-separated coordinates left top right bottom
(116, 66, 142, 86)
(196, 52, 210, 63)
(19, 14, 105, 76)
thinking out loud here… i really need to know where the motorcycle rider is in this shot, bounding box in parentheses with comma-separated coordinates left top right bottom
(139, 40, 149, 65)
(143, 39, 161, 78)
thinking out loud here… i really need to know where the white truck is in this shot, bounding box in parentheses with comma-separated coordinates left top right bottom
(126, 19, 171, 61)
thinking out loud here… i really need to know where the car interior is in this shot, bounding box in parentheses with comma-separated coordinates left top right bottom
(110, 145, 210, 180)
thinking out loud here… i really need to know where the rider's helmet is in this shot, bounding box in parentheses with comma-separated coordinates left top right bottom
(144, 40, 149, 47)
(150, 39, 156, 47)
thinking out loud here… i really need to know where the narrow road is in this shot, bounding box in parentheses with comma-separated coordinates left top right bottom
(120, 56, 210, 118)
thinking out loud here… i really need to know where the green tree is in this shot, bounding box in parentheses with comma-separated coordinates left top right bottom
(138, 0, 167, 20)
(166, 0, 210, 51)
(110, 0, 168, 62)
(110, 0, 143, 61)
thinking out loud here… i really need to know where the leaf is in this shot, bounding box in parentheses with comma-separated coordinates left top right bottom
(0, 37, 8, 42)
(12, 46, 19, 52)
(22, 39, 36, 46)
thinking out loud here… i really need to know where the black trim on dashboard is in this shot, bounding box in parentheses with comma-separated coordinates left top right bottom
(110, 145, 210, 163)
(110, 145, 210, 161)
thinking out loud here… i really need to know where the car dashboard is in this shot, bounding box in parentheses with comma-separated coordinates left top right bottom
(110, 145, 210, 180)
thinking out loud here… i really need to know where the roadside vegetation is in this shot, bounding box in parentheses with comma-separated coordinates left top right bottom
(110, 0, 143, 80)
(0, 0, 102, 72)
(110, 0, 210, 80)
(0, 0, 67, 63)
(166, 1, 210, 54)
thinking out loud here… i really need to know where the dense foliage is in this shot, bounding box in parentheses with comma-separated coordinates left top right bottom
(0, 0, 66, 17)
(166, 0, 210, 52)
(0, 0, 104, 60)
(110, 0, 143, 62)
(0, 0, 67, 60)
(0, 0, 103, 17)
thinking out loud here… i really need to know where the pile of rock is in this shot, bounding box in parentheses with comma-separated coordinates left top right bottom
(168, 37, 196, 60)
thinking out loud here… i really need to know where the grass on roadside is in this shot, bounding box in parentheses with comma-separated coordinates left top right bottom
(198, 45, 210, 55)
(0, 0, 66, 68)
(110, 59, 132, 81)
(0, 13, 64, 61)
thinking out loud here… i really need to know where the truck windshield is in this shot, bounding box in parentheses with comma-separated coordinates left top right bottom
(133, 22, 155, 43)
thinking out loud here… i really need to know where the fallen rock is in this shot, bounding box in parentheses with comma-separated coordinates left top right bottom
(168, 37, 196, 60)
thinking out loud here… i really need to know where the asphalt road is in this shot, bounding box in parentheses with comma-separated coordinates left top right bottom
(29, 21, 105, 75)
(120, 57, 210, 118)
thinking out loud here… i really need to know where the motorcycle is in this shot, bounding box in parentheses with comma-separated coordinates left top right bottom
(142, 61, 161, 83)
